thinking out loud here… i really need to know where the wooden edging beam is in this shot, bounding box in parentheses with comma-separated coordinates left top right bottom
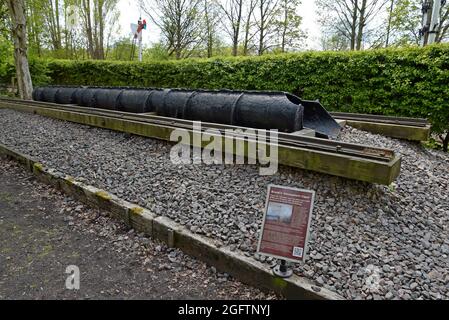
(0, 102, 401, 185)
(336, 119, 431, 142)
(0, 143, 344, 300)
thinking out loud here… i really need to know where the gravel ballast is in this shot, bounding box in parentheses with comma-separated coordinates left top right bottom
(0, 108, 447, 300)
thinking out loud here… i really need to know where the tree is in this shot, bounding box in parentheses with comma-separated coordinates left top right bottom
(255, 0, 279, 55)
(273, 0, 306, 52)
(242, 0, 257, 55)
(6, 0, 33, 99)
(0, 1, 13, 77)
(25, 0, 45, 56)
(320, 31, 351, 50)
(203, 0, 221, 57)
(421, 0, 449, 43)
(0, 1, 10, 38)
(140, 0, 203, 59)
(63, 0, 81, 59)
(384, 0, 421, 45)
(219, 0, 244, 56)
(372, 0, 449, 47)
(436, 2, 449, 43)
(43, 0, 63, 51)
(385, 0, 395, 46)
(79, 0, 118, 59)
(144, 42, 171, 60)
(317, 0, 389, 50)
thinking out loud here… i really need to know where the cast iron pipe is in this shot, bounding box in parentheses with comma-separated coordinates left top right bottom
(154, 89, 303, 132)
(32, 86, 341, 137)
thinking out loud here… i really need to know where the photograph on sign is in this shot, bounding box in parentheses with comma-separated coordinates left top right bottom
(257, 184, 315, 263)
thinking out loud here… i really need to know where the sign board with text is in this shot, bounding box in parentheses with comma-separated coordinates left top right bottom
(257, 185, 315, 263)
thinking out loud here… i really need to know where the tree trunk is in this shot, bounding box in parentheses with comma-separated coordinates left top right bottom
(175, 12, 182, 59)
(436, 8, 449, 43)
(243, 0, 256, 56)
(98, 0, 105, 59)
(243, 10, 252, 55)
(82, 0, 95, 59)
(356, 0, 367, 50)
(385, 0, 394, 47)
(258, 2, 265, 55)
(281, 0, 288, 52)
(64, 4, 69, 58)
(27, 3, 42, 57)
(47, 0, 62, 50)
(350, 0, 359, 50)
(243, 23, 250, 55)
(232, 33, 239, 56)
(232, 1, 243, 56)
(7, 0, 33, 100)
(55, 0, 61, 48)
(205, 0, 213, 58)
(93, 0, 100, 58)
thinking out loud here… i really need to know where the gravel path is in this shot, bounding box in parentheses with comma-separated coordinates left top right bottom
(0, 159, 275, 299)
(0, 108, 447, 300)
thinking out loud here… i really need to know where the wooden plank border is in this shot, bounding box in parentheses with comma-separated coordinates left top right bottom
(336, 119, 431, 142)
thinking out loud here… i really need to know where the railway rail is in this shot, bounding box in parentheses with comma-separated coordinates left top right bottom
(0, 97, 401, 185)
(331, 112, 431, 141)
(330, 112, 428, 127)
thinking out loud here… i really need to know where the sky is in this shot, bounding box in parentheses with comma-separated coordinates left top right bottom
(116, 0, 322, 50)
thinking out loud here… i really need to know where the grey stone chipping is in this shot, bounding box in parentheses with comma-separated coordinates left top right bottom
(0, 109, 447, 300)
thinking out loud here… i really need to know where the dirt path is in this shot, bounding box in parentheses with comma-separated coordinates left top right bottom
(0, 159, 276, 300)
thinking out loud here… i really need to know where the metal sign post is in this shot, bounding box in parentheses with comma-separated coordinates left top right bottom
(257, 185, 316, 279)
(428, 0, 442, 44)
(130, 18, 147, 61)
(420, 0, 444, 46)
(273, 259, 293, 278)
(138, 36, 143, 62)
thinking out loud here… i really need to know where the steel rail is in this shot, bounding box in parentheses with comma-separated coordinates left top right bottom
(330, 112, 429, 127)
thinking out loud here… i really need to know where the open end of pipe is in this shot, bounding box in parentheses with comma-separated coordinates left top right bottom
(285, 93, 302, 106)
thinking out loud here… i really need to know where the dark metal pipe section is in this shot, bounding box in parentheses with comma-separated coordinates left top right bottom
(41, 86, 60, 103)
(32, 86, 341, 137)
(80, 87, 100, 108)
(118, 88, 162, 113)
(32, 87, 45, 101)
(55, 87, 80, 104)
(92, 88, 123, 110)
(154, 89, 303, 132)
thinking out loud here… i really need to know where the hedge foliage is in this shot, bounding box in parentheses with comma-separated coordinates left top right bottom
(2, 44, 448, 134)
(0, 57, 51, 86)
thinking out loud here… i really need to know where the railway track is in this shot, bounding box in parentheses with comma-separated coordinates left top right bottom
(330, 112, 429, 127)
(0, 98, 394, 161)
(0, 97, 401, 185)
(330, 112, 431, 141)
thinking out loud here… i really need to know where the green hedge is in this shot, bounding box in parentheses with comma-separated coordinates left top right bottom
(3, 45, 449, 134)
(0, 57, 51, 87)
